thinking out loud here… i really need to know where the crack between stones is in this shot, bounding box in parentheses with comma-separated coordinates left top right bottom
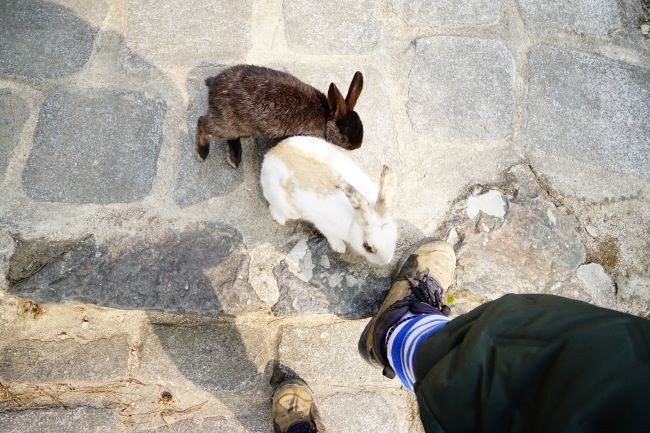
(525, 162, 565, 208)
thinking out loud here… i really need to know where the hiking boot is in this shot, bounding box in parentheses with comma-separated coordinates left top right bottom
(358, 238, 456, 379)
(272, 379, 324, 433)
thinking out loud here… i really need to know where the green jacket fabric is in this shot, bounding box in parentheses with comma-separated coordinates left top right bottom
(414, 294, 650, 433)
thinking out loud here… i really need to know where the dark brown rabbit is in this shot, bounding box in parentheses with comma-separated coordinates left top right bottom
(195, 64, 364, 168)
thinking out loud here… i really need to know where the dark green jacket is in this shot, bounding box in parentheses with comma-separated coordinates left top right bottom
(414, 294, 650, 433)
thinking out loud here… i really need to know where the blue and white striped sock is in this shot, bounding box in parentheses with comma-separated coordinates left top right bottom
(386, 313, 450, 392)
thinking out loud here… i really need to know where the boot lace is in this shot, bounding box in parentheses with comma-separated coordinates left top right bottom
(392, 271, 449, 314)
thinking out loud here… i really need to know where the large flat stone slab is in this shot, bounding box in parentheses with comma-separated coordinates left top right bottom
(138, 322, 273, 393)
(140, 416, 270, 433)
(438, 165, 587, 305)
(283, 0, 380, 54)
(175, 65, 244, 208)
(22, 90, 166, 204)
(272, 236, 391, 319)
(278, 321, 398, 388)
(0, 0, 105, 79)
(391, 0, 506, 27)
(524, 47, 650, 180)
(0, 336, 129, 382)
(9, 223, 263, 315)
(0, 90, 28, 179)
(408, 37, 514, 140)
(126, 0, 252, 67)
(518, 0, 621, 35)
(318, 391, 411, 433)
(0, 408, 117, 433)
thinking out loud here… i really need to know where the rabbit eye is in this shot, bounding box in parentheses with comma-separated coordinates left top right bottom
(363, 242, 376, 254)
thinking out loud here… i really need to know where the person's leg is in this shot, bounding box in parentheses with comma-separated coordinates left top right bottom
(358, 238, 455, 383)
(385, 310, 450, 392)
(411, 293, 650, 433)
(361, 238, 650, 432)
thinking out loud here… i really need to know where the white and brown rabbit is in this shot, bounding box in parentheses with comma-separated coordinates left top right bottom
(195, 65, 364, 168)
(261, 136, 397, 266)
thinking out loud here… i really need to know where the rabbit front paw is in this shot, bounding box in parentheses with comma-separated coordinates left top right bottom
(269, 207, 288, 225)
(327, 237, 346, 253)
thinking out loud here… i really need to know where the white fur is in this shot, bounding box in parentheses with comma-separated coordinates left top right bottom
(260, 136, 397, 265)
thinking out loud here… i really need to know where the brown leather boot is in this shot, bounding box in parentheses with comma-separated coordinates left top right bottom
(272, 379, 324, 433)
(358, 238, 455, 378)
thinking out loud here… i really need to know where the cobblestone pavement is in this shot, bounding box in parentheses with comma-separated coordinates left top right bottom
(1, 0, 649, 431)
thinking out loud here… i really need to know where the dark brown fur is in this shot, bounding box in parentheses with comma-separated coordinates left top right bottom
(195, 65, 364, 167)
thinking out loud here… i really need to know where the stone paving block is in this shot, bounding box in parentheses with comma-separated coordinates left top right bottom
(518, 0, 621, 35)
(441, 164, 586, 300)
(0, 90, 28, 180)
(391, 0, 506, 27)
(176, 65, 244, 207)
(126, 0, 252, 67)
(272, 236, 390, 319)
(22, 89, 166, 204)
(617, 273, 650, 318)
(318, 391, 411, 433)
(408, 37, 514, 140)
(0, 230, 15, 288)
(0, 0, 105, 79)
(0, 336, 129, 383)
(524, 47, 650, 180)
(138, 322, 273, 393)
(576, 263, 616, 308)
(283, 0, 380, 54)
(278, 321, 397, 387)
(10, 223, 263, 315)
(139, 414, 271, 433)
(0, 408, 117, 433)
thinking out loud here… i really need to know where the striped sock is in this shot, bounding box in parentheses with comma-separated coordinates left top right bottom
(386, 313, 450, 392)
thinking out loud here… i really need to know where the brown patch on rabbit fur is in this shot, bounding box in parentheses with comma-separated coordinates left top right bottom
(267, 145, 338, 194)
(202, 65, 329, 140)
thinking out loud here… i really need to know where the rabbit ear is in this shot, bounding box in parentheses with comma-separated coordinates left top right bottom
(345, 71, 363, 111)
(376, 165, 396, 216)
(340, 179, 370, 215)
(328, 83, 347, 120)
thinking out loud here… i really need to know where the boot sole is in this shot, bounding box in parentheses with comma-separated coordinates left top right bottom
(358, 237, 442, 371)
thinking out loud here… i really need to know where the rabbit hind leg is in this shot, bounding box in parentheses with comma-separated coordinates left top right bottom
(227, 138, 242, 168)
(194, 116, 211, 161)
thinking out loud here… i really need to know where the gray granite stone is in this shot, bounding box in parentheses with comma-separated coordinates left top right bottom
(0, 408, 117, 433)
(6, 236, 84, 284)
(318, 391, 410, 433)
(9, 223, 263, 315)
(0, 230, 15, 288)
(139, 322, 273, 393)
(0, 0, 105, 79)
(140, 416, 269, 433)
(617, 273, 650, 318)
(0, 90, 28, 179)
(126, 0, 252, 67)
(391, 0, 506, 27)
(518, 0, 621, 35)
(175, 65, 244, 207)
(283, 0, 380, 54)
(22, 89, 166, 204)
(525, 47, 650, 180)
(272, 235, 391, 319)
(438, 164, 586, 301)
(278, 321, 398, 387)
(576, 263, 616, 308)
(0, 336, 129, 382)
(408, 37, 514, 140)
